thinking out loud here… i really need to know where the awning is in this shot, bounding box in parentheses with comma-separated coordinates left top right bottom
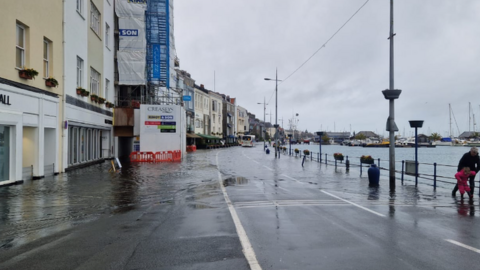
(197, 134, 219, 140)
(227, 113, 232, 117)
(186, 133, 201, 138)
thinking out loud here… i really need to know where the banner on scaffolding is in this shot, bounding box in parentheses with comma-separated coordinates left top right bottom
(115, 0, 147, 18)
(118, 17, 146, 51)
(117, 51, 146, 85)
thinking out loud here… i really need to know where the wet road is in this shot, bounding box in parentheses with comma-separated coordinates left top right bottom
(1, 144, 479, 269)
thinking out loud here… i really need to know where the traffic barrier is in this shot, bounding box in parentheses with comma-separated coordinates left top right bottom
(129, 151, 155, 162)
(130, 150, 182, 162)
(154, 151, 173, 162)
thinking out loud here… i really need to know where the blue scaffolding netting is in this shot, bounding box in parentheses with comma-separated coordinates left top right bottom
(146, 0, 169, 88)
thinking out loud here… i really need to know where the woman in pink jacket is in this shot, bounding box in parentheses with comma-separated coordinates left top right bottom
(455, 167, 476, 200)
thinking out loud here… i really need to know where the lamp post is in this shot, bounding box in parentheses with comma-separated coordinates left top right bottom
(409, 120, 424, 187)
(257, 97, 268, 151)
(316, 131, 324, 162)
(288, 134, 292, 155)
(382, 0, 401, 192)
(265, 69, 282, 158)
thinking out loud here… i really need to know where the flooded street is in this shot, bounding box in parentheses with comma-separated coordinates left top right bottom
(1, 145, 480, 269)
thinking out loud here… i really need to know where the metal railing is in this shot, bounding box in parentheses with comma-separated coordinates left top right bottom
(279, 148, 467, 192)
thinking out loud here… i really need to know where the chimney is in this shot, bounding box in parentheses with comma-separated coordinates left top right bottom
(200, 84, 204, 89)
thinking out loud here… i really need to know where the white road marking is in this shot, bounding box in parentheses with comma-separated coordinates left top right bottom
(445, 239, 480, 254)
(216, 152, 262, 270)
(263, 165, 274, 171)
(281, 174, 302, 183)
(321, 190, 386, 217)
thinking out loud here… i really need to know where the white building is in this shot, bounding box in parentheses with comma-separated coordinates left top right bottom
(62, 0, 115, 171)
(237, 105, 247, 137)
(209, 91, 223, 137)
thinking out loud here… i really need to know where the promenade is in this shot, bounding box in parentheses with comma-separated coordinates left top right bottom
(0, 144, 478, 269)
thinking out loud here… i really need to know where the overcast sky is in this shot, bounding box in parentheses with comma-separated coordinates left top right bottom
(174, 0, 480, 138)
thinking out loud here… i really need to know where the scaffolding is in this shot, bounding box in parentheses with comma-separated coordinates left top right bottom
(146, 0, 169, 89)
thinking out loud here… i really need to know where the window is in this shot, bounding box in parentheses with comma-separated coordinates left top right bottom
(16, 24, 25, 69)
(212, 114, 215, 123)
(105, 79, 109, 99)
(105, 23, 110, 48)
(77, 57, 83, 87)
(212, 100, 216, 112)
(90, 67, 100, 95)
(43, 39, 49, 78)
(90, 1, 100, 35)
(76, 0, 83, 15)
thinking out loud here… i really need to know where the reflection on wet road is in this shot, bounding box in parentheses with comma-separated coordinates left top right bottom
(0, 152, 219, 250)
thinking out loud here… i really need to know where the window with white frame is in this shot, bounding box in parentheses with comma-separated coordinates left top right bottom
(76, 0, 83, 15)
(90, 1, 100, 35)
(105, 79, 109, 99)
(43, 39, 49, 78)
(16, 24, 25, 69)
(212, 114, 215, 123)
(90, 67, 100, 95)
(76, 56, 83, 87)
(105, 23, 110, 48)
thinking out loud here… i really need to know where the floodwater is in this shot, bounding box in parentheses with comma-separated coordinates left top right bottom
(0, 152, 218, 250)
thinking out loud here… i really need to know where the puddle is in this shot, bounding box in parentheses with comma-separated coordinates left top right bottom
(223, 176, 249, 187)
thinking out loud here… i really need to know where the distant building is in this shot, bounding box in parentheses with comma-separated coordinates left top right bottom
(325, 132, 351, 143)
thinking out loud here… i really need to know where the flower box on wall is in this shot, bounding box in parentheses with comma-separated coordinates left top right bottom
(45, 77, 58, 88)
(19, 70, 32, 80)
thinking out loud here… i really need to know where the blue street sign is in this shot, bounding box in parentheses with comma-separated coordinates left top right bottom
(183, 95, 192, 101)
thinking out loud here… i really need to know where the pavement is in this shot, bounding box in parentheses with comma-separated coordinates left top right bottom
(0, 143, 479, 269)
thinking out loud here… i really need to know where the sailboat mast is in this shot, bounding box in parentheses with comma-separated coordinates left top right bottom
(449, 103, 452, 138)
(469, 102, 471, 132)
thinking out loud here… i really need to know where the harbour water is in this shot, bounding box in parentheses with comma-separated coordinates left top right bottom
(281, 143, 475, 188)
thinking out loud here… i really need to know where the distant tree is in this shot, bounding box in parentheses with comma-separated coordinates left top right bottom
(355, 133, 366, 140)
(473, 132, 480, 139)
(430, 132, 441, 141)
(322, 134, 330, 144)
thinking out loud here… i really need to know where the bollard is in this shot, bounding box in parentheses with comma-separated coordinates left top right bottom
(401, 160, 404, 185)
(345, 158, 350, 171)
(433, 162, 437, 190)
(368, 164, 380, 187)
(266, 148, 270, 154)
(302, 155, 306, 167)
(325, 153, 327, 165)
(335, 159, 337, 167)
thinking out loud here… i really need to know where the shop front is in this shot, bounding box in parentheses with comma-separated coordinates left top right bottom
(0, 79, 60, 186)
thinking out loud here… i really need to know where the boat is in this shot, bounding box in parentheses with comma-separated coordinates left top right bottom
(433, 137, 453, 146)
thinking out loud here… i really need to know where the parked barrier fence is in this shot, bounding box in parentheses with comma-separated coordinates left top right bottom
(130, 150, 182, 162)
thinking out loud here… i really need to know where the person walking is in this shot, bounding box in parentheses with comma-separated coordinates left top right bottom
(455, 167, 476, 200)
(452, 147, 480, 197)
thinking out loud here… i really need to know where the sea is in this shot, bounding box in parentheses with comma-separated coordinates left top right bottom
(277, 143, 475, 188)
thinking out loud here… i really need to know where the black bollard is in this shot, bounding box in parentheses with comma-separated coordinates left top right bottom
(302, 155, 306, 167)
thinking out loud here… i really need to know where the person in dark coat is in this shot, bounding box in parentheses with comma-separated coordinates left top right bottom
(452, 147, 480, 197)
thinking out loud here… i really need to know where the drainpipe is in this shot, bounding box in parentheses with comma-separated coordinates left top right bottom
(61, 0, 67, 173)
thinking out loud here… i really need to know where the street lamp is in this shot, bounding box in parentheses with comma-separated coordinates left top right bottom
(409, 120, 424, 187)
(316, 131, 324, 162)
(382, 0, 401, 192)
(288, 134, 292, 155)
(265, 69, 282, 158)
(257, 97, 268, 151)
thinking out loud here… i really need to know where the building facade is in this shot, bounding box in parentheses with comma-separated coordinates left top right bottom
(237, 106, 247, 138)
(223, 97, 236, 143)
(209, 91, 223, 137)
(194, 85, 209, 135)
(0, 0, 63, 185)
(63, 0, 115, 171)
